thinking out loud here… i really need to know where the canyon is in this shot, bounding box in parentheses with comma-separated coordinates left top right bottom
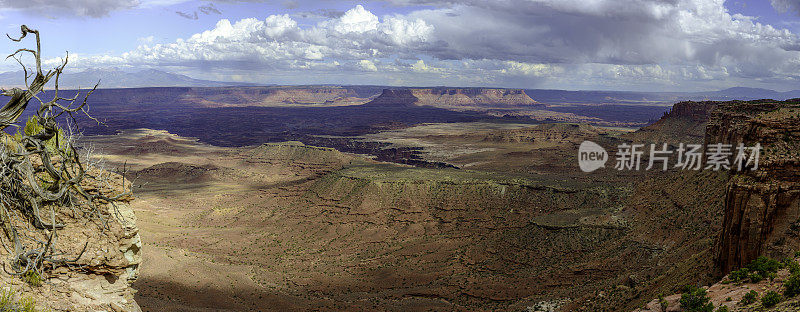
(5, 84, 799, 311)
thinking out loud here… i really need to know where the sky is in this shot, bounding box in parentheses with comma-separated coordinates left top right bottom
(1, 0, 800, 91)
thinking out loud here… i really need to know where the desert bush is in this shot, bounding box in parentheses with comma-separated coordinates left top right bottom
(0, 25, 130, 286)
(715, 305, 729, 312)
(658, 294, 668, 312)
(680, 285, 714, 312)
(748, 256, 783, 274)
(0, 287, 45, 312)
(728, 256, 783, 284)
(761, 290, 782, 308)
(21, 271, 41, 287)
(786, 258, 800, 275)
(784, 272, 800, 297)
(740, 290, 758, 305)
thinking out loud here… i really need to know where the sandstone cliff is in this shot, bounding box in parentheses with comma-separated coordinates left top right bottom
(181, 86, 380, 107)
(632, 99, 800, 274)
(711, 99, 800, 274)
(482, 123, 604, 144)
(625, 101, 717, 144)
(0, 170, 143, 312)
(365, 88, 544, 110)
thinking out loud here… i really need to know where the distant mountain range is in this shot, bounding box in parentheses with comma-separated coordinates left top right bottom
(0, 69, 259, 89)
(524, 87, 800, 105)
(0, 68, 797, 104)
(696, 87, 800, 101)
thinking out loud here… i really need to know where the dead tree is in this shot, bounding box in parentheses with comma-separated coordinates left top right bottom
(0, 25, 129, 283)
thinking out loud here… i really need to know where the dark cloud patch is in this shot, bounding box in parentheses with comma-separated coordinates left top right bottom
(176, 3, 221, 20)
(199, 4, 222, 15)
(397, 0, 800, 82)
(175, 11, 199, 20)
(45, 2, 800, 91)
(0, 0, 139, 18)
(771, 0, 800, 15)
(283, 1, 298, 9)
(295, 9, 345, 19)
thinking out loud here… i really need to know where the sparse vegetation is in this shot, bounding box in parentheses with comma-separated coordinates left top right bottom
(680, 285, 714, 312)
(787, 258, 800, 275)
(727, 256, 783, 284)
(784, 271, 800, 297)
(761, 290, 782, 308)
(0, 287, 45, 312)
(22, 271, 41, 287)
(658, 294, 668, 312)
(0, 26, 130, 286)
(715, 305, 729, 312)
(740, 290, 758, 305)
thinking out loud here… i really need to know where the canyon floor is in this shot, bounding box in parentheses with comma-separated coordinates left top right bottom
(77, 117, 727, 311)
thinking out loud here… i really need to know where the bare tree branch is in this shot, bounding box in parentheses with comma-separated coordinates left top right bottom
(0, 25, 133, 283)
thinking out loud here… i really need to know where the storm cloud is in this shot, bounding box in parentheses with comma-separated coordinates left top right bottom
(7, 0, 800, 90)
(0, 0, 139, 17)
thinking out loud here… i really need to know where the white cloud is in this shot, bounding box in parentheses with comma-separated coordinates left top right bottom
(410, 59, 444, 73)
(501, 61, 564, 77)
(44, 1, 800, 91)
(264, 14, 297, 37)
(110, 5, 434, 72)
(137, 36, 155, 44)
(358, 59, 378, 71)
(324, 5, 379, 33)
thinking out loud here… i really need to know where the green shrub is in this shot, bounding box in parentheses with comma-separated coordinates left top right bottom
(13, 116, 70, 157)
(787, 259, 800, 275)
(22, 271, 41, 287)
(680, 285, 714, 312)
(740, 290, 758, 305)
(748, 256, 783, 274)
(761, 290, 782, 308)
(785, 272, 800, 297)
(19, 296, 36, 312)
(749, 272, 763, 283)
(715, 305, 729, 312)
(728, 267, 749, 283)
(728, 256, 784, 284)
(0, 287, 14, 309)
(658, 294, 668, 312)
(0, 287, 44, 312)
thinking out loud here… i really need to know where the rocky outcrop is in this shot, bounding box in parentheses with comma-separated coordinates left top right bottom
(0, 172, 143, 312)
(626, 101, 717, 144)
(410, 87, 542, 109)
(239, 141, 356, 175)
(181, 86, 381, 107)
(668, 101, 718, 120)
(482, 123, 604, 144)
(364, 88, 544, 110)
(711, 99, 800, 274)
(362, 89, 420, 107)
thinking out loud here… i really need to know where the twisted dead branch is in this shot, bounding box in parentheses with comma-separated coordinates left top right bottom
(0, 25, 131, 283)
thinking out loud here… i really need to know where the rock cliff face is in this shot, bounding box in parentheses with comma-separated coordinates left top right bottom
(626, 101, 717, 144)
(410, 87, 542, 109)
(711, 99, 800, 273)
(181, 86, 380, 107)
(0, 171, 143, 312)
(365, 88, 543, 110)
(482, 123, 603, 144)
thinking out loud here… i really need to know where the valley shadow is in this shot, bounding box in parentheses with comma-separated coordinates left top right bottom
(134, 277, 308, 312)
